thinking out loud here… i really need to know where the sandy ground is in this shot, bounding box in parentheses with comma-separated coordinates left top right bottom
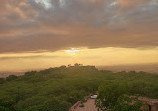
(70, 99, 98, 111)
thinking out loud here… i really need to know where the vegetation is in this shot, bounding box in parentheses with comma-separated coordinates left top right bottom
(0, 64, 158, 111)
(79, 104, 84, 107)
(96, 82, 143, 111)
(6, 75, 18, 82)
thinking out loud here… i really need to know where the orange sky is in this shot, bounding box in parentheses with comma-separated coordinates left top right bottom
(0, 0, 158, 71)
(0, 47, 158, 71)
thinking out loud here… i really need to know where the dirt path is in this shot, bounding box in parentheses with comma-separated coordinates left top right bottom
(69, 99, 98, 111)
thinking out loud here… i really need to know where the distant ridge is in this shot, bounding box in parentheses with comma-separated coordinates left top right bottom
(97, 63, 158, 74)
(0, 72, 24, 78)
(1, 63, 158, 78)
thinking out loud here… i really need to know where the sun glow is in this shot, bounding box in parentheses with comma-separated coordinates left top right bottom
(1, 47, 158, 72)
(66, 48, 80, 56)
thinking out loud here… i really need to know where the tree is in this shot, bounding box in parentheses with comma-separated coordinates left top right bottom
(112, 95, 143, 111)
(24, 71, 37, 76)
(95, 82, 143, 111)
(0, 78, 5, 84)
(0, 99, 16, 111)
(26, 98, 71, 111)
(6, 75, 17, 81)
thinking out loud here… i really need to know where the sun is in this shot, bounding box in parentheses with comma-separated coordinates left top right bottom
(66, 48, 80, 56)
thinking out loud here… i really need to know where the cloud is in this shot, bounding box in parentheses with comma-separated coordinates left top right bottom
(0, 55, 58, 60)
(0, 0, 158, 53)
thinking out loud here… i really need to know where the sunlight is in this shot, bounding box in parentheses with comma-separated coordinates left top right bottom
(66, 48, 80, 56)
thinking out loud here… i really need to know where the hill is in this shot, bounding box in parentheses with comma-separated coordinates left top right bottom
(0, 64, 158, 111)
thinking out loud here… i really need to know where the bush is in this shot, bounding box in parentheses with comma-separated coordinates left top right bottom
(79, 104, 84, 107)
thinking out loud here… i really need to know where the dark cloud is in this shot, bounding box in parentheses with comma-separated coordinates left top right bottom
(0, 0, 158, 53)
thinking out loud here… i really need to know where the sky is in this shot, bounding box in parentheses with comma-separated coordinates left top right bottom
(0, 0, 158, 71)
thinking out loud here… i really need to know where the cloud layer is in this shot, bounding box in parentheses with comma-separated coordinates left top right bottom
(0, 0, 158, 53)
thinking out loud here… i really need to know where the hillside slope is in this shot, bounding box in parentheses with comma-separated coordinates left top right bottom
(0, 65, 158, 111)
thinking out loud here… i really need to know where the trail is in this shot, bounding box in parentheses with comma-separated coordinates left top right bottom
(69, 99, 98, 111)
